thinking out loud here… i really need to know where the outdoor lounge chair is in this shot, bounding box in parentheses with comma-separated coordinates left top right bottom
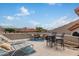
(0, 47, 15, 56)
(0, 40, 35, 56)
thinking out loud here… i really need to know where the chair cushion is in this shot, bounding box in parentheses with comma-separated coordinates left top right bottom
(0, 43, 13, 50)
(56, 37, 63, 39)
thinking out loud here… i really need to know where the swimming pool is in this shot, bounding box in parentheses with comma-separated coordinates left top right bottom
(31, 37, 45, 41)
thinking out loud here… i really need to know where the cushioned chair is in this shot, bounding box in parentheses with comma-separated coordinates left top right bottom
(0, 43, 14, 51)
(45, 32, 56, 47)
(45, 35, 50, 46)
(50, 32, 57, 47)
(55, 33, 65, 49)
(48, 35, 56, 48)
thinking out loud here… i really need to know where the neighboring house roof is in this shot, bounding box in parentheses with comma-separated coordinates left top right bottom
(15, 28, 38, 32)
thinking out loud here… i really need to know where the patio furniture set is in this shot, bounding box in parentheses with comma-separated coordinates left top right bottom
(45, 32, 65, 49)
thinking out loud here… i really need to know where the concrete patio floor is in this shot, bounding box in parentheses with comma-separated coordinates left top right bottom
(28, 41, 79, 56)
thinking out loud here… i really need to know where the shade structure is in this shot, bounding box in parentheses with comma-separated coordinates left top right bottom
(75, 7, 79, 16)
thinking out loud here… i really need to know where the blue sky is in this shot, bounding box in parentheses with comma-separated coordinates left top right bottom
(0, 3, 79, 29)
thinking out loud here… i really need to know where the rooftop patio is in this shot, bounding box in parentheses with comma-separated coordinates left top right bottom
(0, 32, 79, 56)
(29, 41, 79, 56)
(0, 38, 79, 56)
(9, 39, 79, 56)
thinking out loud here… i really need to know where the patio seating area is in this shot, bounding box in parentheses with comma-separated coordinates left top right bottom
(44, 32, 65, 49)
(0, 32, 79, 56)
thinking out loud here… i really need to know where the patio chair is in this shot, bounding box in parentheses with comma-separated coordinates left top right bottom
(49, 32, 57, 47)
(45, 32, 56, 48)
(45, 35, 50, 47)
(55, 33, 65, 50)
(48, 35, 56, 48)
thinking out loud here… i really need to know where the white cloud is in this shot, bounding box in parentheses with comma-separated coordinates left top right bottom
(0, 23, 13, 27)
(29, 20, 40, 27)
(28, 16, 68, 29)
(47, 16, 79, 29)
(3, 16, 14, 20)
(37, 16, 69, 29)
(51, 16, 70, 28)
(41, 24, 52, 29)
(28, 16, 77, 30)
(16, 6, 30, 16)
(38, 16, 78, 30)
(3, 6, 30, 21)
